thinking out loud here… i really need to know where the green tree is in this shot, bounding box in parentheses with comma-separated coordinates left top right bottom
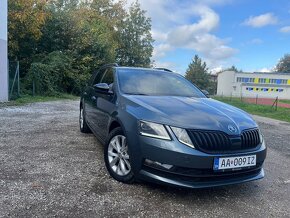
(276, 54, 290, 73)
(8, 0, 48, 59)
(8, 0, 155, 96)
(226, 65, 238, 72)
(185, 55, 211, 90)
(116, 1, 154, 67)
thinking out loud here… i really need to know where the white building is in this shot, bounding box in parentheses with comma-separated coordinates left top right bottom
(217, 71, 290, 99)
(0, 0, 8, 102)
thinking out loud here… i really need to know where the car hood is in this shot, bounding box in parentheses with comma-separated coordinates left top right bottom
(124, 95, 257, 135)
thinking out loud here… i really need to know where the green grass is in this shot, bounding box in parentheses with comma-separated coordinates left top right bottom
(214, 96, 290, 123)
(279, 99, 290, 104)
(0, 94, 79, 107)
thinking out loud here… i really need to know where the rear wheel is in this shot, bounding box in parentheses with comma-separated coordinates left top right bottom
(79, 105, 91, 133)
(104, 127, 134, 183)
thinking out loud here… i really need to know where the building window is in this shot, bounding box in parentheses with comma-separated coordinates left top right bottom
(247, 87, 284, 92)
(281, 79, 288, 84)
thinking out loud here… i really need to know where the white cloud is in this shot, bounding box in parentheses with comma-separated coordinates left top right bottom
(166, 5, 237, 67)
(242, 13, 278, 28)
(186, 34, 237, 60)
(280, 26, 290, 33)
(210, 66, 223, 74)
(123, 0, 237, 70)
(151, 30, 168, 41)
(168, 5, 219, 46)
(257, 67, 272, 72)
(152, 44, 172, 59)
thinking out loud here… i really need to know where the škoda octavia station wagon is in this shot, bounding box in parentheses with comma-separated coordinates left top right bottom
(79, 64, 266, 188)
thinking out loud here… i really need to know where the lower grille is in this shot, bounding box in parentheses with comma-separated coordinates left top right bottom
(188, 129, 261, 153)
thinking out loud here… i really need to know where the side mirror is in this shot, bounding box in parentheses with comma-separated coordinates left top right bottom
(202, 89, 210, 97)
(93, 83, 113, 94)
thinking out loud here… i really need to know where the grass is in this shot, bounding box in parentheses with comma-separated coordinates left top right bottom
(279, 99, 290, 104)
(213, 96, 290, 123)
(0, 94, 79, 107)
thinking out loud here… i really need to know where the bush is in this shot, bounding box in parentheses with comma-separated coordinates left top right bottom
(27, 63, 56, 96)
(25, 51, 90, 96)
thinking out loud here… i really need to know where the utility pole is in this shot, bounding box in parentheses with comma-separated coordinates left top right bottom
(0, 0, 8, 102)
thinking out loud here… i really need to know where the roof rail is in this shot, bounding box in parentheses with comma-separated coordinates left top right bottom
(100, 63, 119, 69)
(154, 68, 173, 72)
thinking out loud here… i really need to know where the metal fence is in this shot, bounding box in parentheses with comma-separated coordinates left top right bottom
(215, 94, 287, 111)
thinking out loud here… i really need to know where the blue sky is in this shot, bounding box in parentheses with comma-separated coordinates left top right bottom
(130, 0, 290, 74)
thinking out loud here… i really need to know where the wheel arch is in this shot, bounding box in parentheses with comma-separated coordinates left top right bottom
(108, 119, 124, 134)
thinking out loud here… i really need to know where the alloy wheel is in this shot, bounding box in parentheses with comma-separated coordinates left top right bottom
(107, 135, 131, 176)
(80, 108, 84, 129)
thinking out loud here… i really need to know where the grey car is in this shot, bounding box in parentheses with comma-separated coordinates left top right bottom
(79, 64, 266, 188)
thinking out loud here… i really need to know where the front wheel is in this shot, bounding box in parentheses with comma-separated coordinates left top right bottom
(104, 127, 134, 183)
(79, 105, 91, 133)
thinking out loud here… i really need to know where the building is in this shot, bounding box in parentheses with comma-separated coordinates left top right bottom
(217, 71, 290, 99)
(210, 74, 217, 83)
(0, 0, 8, 102)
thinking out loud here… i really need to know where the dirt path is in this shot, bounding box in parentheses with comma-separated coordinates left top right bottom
(0, 100, 289, 217)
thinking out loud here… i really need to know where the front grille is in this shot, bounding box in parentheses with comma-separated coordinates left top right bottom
(188, 129, 261, 153)
(241, 129, 261, 149)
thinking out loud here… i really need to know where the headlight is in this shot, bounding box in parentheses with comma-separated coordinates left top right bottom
(139, 121, 170, 140)
(170, 126, 195, 148)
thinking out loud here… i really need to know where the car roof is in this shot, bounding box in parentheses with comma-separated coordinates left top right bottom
(114, 66, 173, 73)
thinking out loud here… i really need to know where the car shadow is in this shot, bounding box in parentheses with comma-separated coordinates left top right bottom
(135, 179, 264, 200)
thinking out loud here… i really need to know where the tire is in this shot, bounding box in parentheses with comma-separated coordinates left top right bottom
(79, 105, 91, 133)
(104, 127, 134, 183)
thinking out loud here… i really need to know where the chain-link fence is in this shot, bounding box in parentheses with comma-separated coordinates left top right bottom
(216, 93, 290, 110)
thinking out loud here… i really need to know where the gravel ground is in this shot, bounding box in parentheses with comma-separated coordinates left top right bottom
(0, 100, 289, 218)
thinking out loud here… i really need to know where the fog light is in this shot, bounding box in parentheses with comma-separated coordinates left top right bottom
(144, 159, 173, 170)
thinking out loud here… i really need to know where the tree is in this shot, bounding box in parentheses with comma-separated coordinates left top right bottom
(8, 0, 155, 96)
(276, 54, 290, 73)
(116, 1, 154, 67)
(185, 55, 211, 90)
(226, 65, 238, 72)
(8, 0, 48, 59)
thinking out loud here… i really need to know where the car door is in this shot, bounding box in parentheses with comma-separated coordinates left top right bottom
(90, 68, 117, 140)
(85, 68, 106, 131)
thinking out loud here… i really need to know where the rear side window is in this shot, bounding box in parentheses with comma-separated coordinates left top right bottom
(101, 68, 114, 85)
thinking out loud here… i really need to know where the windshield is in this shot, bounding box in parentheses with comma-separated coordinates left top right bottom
(117, 69, 206, 98)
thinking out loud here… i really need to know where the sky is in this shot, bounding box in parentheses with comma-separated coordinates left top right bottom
(127, 0, 290, 74)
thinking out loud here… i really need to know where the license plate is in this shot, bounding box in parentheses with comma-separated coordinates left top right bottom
(213, 155, 256, 171)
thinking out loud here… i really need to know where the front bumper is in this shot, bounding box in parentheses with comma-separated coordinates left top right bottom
(127, 130, 267, 189)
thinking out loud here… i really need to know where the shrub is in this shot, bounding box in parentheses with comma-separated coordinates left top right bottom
(25, 51, 90, 96)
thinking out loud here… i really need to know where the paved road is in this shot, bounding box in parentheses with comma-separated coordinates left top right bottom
(0, 100, 289, 217)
